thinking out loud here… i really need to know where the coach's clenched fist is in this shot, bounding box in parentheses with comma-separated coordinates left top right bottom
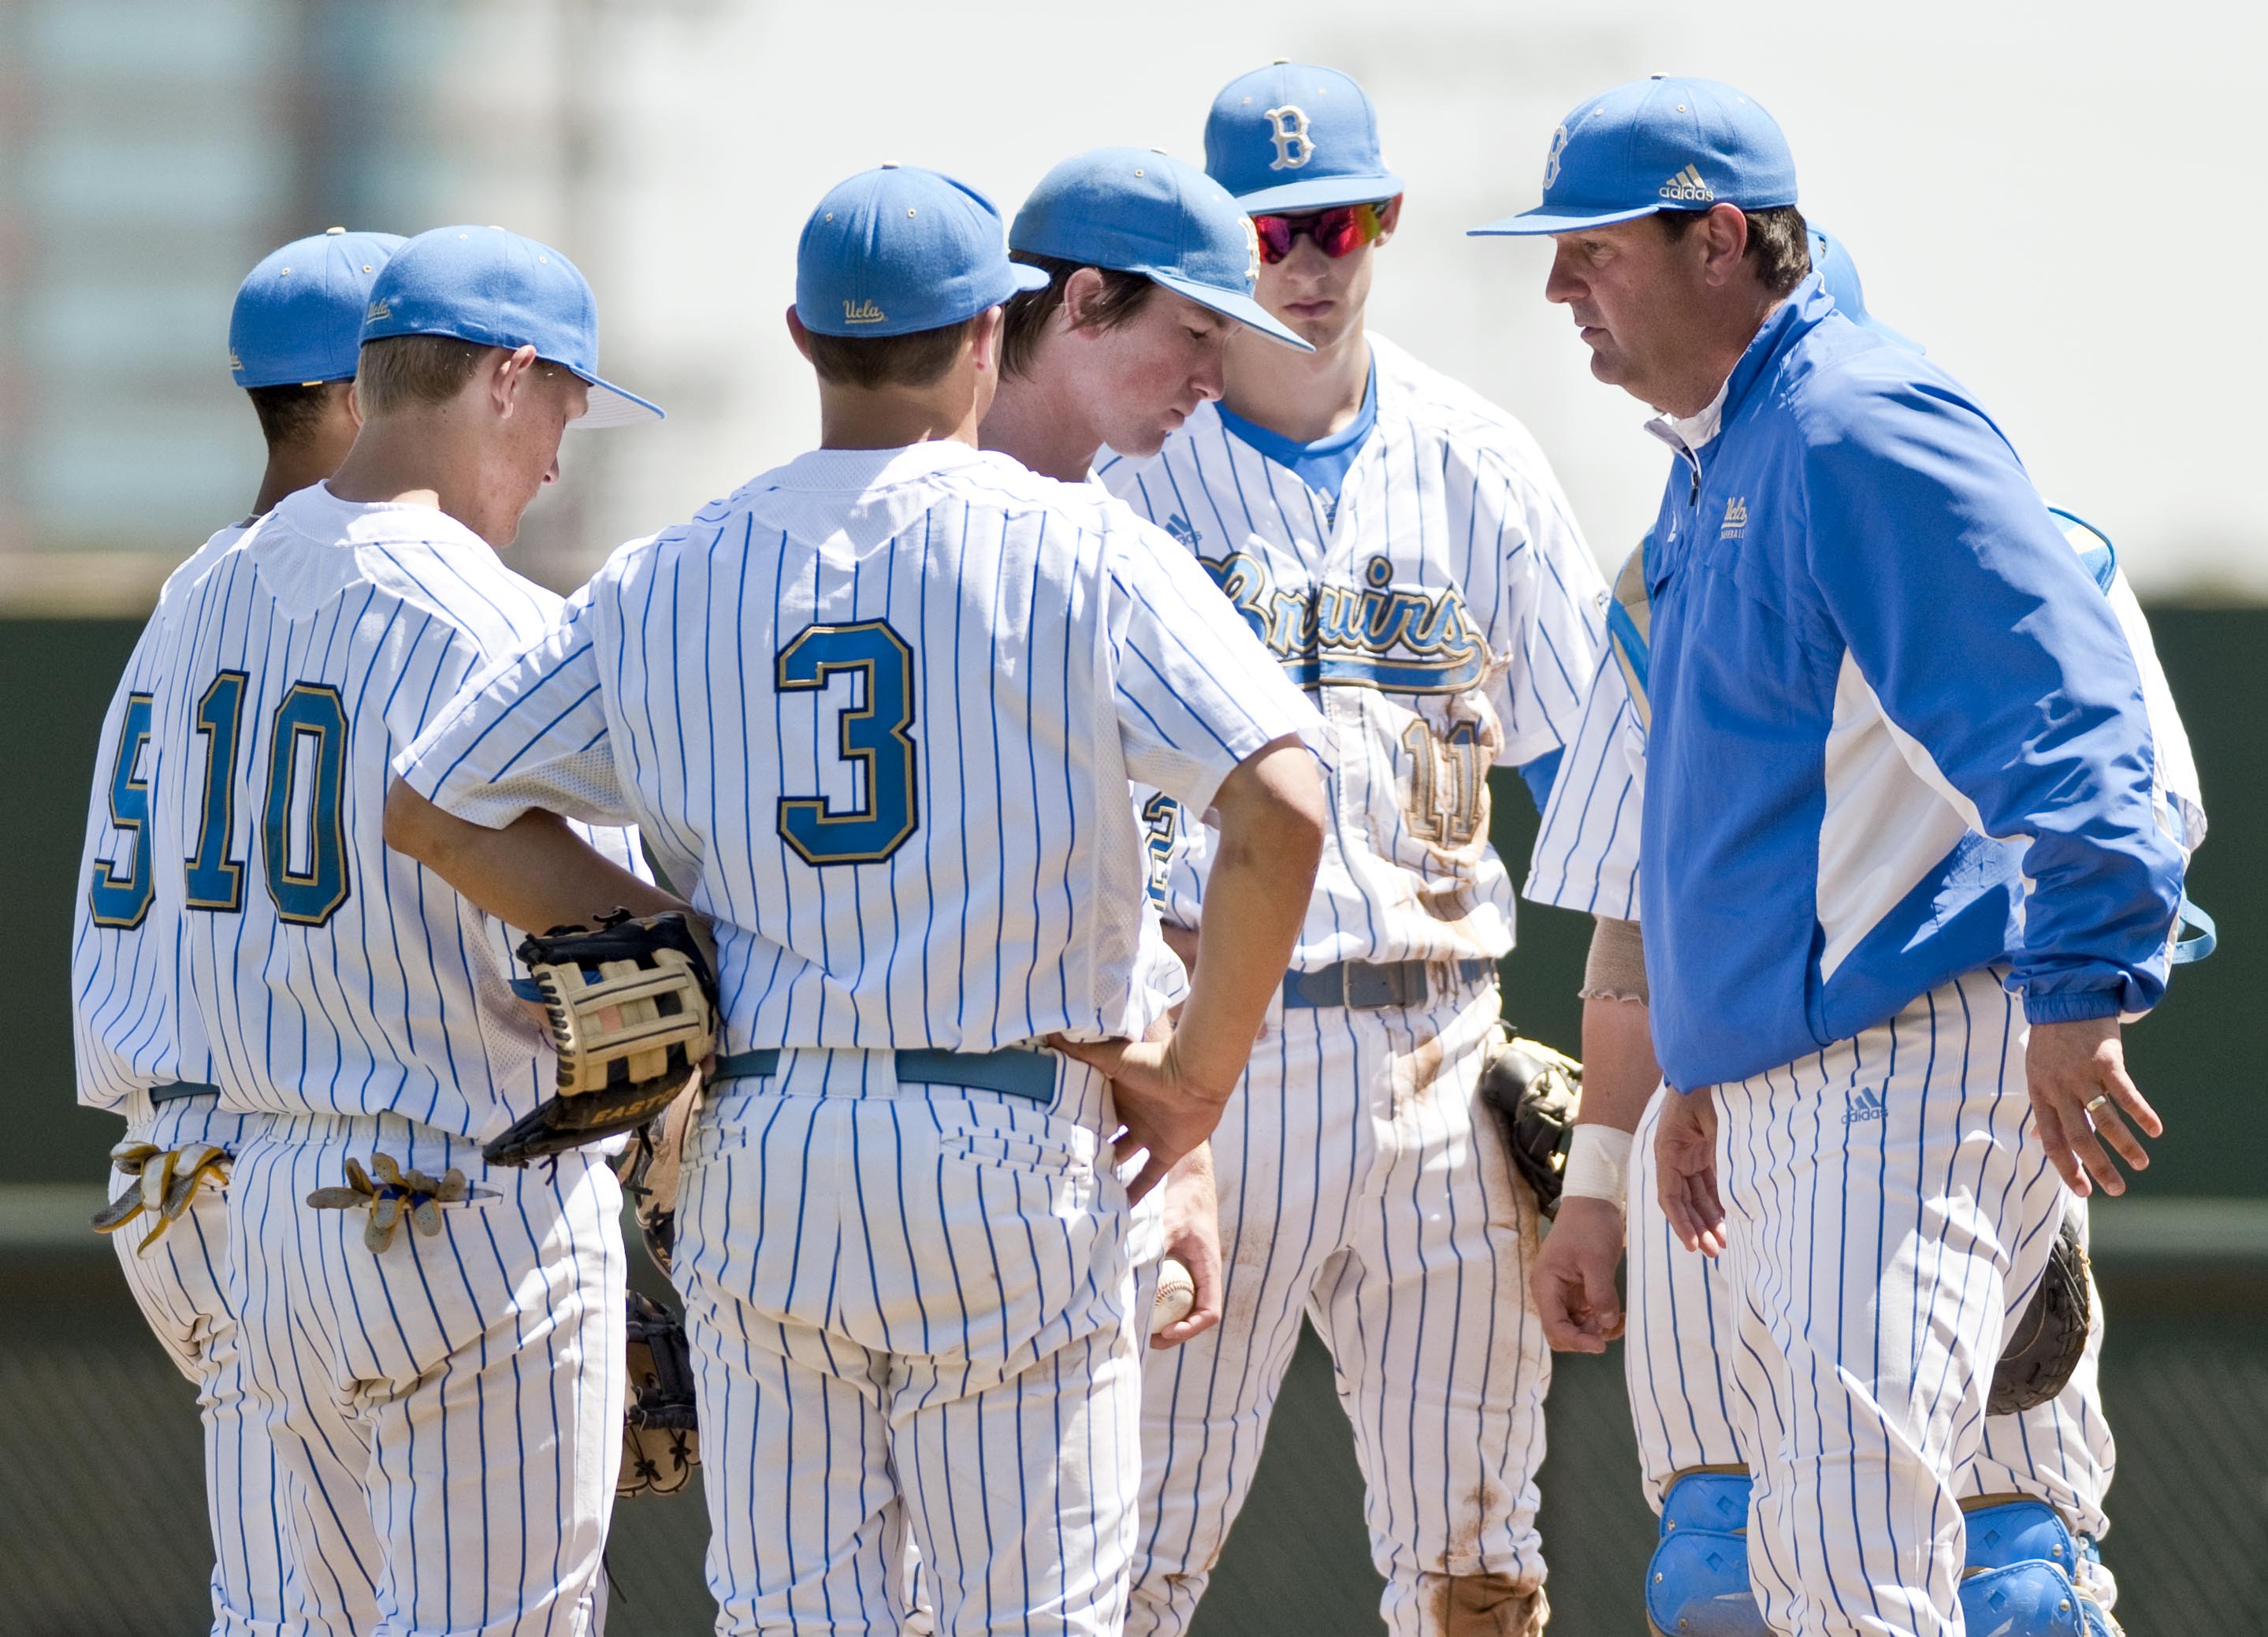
(1532, 1197, 1625, 1353)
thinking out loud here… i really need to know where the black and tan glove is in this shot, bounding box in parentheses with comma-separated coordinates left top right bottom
(620, 1291, 701, 1497)
(1476, 1035, 1585, 1218)
(1990, 1212, 2092, 1415)
(486, 910, 718, 1168)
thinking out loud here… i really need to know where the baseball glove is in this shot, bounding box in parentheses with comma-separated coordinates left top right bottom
(614, 1084, 701, 1278)
(1477, 1033, 1584, 1218)
(620, 1290, 700, 1497)
(1989, 1212, 2092, 1415)
(485, 910, 718, 1168)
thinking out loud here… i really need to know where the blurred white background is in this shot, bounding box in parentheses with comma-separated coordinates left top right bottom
(3, 0, 2259, 605)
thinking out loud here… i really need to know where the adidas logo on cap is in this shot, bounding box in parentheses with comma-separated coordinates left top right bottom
(1659, 164, 1714, 203)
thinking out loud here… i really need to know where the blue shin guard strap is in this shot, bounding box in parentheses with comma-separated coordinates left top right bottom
(1660, 1469, 1751, 1538)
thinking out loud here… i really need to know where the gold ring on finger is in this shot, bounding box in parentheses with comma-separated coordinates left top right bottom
(2084, 1094, 2110, 1114)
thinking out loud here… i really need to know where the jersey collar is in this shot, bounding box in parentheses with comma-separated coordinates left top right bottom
(769, 439, 1000, 493)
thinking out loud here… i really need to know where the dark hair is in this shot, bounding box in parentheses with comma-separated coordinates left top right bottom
(803, 316, 977, 390)
(245, 381, 340, 450)
(998, 254, 1155, 380)
(355, 333, 491, 415)
(1659, 204, 1811, 297)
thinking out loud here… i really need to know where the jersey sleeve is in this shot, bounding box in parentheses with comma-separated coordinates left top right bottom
(395, 589, 635, 831)
(1481, 448, 1609, 770)
(1523, 651, 1645, 921)
(1106, 521, 1329, 815)
(1802, 385, 2186, 1023)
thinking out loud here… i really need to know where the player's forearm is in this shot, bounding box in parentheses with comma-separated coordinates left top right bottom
(1175, 739, 1325, 1096)
(1578, 916, 1660, 1134)
(384, 779, 686, 934)
(1578, 995, 1660, 1134)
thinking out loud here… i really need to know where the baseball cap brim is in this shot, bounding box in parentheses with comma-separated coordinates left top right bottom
(1467, 200, 1671, 236)
(565, 370, 664, 429)
(1229, 170, 1404, 215)
(1000, 262, 1055, 299)
(1145, 270, 1314, 353)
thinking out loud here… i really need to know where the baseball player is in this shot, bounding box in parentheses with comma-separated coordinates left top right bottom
(1096, 64, 1608, 1637)
(132, 224, 659, 1635)
(383, 165, 1330, 1636)
(71, 225, 400, 1635)
(984, 143, 1320, 1352)
(1523, 225, 2208, 1637)
(1473, 76, 2188, 1637)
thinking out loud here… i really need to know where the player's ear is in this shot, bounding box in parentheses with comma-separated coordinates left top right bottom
(1374, 194, 1404, 247)
(1059, 266, 1106, 334)
(785, 306, 816, 365)
(491, 344, 541, 420)
(969, 305, 1005, 376)
(340, 377, 366, 433)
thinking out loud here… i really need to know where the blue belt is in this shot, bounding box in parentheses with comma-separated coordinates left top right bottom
(1281, 957, 1496, 1011)
(148, 1081, 221, 1106)
(710, 1046, 1058, 1105)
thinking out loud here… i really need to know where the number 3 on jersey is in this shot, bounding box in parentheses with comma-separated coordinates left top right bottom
(776, 620, 918, 866)
(90, 676, 350, 928)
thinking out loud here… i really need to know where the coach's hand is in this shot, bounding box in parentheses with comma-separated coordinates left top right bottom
(1533, 1196, 1625, 1352)
(2026, 1017, 2161, 1198)
(1153, 1145, 1224, 1349)
(1656, 1087, 1726, 1258)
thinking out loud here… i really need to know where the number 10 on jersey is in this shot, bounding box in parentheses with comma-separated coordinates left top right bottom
(776, 620, 919, 866)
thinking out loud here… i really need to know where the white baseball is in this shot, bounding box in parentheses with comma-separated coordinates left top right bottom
(1153, 1256, 1198, 1334)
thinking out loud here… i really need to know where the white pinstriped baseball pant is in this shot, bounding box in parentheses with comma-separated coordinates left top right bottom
(1653, 967, 2070, 1636)
(107, 1094, 334, 1636)
(1627, 1093, 2117, 1554)
(1125, 977, 1552, 1637)
(673, 1047, 1146, 1637)
(227, 1111, 626, 1637)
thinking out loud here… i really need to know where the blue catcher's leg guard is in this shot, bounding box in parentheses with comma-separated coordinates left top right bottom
(1958, 1562, 2088, 1637)
(1958, 1496, 2091, 1637)
(1645, 1470, 1767, 1637)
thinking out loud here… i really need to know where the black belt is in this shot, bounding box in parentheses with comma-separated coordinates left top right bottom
(1281, 958, 1495, 1011)
(711, 1046, 1057, 1105)
(148, 1081, 221, 1106)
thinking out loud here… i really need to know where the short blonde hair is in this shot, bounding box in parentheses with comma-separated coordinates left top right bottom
(354, 334, 490, 415)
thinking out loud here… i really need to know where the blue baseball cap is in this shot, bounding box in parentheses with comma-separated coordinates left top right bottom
(229, 228, 404, 388)
(1009, 149, 1313, 352)
(797, 166, 1048, 340)
(1809, 225, 1921, 352)
(1204, 63, 1403, 214)
(360, 225, 661, 428)
(1469, 76, 1796, 237)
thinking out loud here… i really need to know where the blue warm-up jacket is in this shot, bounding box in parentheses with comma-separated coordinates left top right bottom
(1639, 275, 2186, 1092)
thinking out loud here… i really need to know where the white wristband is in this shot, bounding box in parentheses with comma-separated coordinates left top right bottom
(1561, 1125, 1635, 1211)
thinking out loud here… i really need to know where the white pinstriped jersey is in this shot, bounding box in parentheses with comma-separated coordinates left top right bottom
(1525, 540, 2207, 927)
(135, 482, 644, 1143)
(1098, 334, 1605, 968)
(73, 522, 248, 1114)
(399, 441, 1325, 1058)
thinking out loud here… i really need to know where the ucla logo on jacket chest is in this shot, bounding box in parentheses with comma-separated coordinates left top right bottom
(1200, 549, 1488, 694)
